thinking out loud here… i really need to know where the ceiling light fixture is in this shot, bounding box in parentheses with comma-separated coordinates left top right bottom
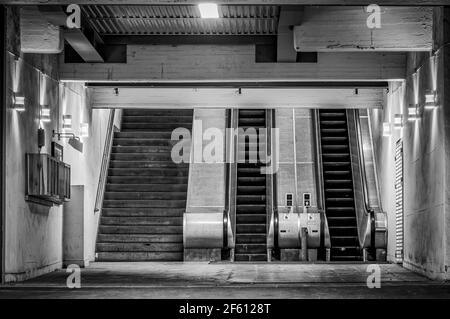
(383, 122, 391, 137)
(394, 114, 403, 129)
(41, 106, 51, 123)
(408, 105, 420, 121)
(80, 123, 89, 138)
(198, 3, 219, 18)
(62, 115, 72, 130)
(424, 90, 438, 109)
(12, 92, 25, 112)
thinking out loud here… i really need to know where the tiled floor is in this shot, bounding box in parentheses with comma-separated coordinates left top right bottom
(1, 262, 449, 298)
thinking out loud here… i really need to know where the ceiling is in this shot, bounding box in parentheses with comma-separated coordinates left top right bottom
(81, 5, 280, 36)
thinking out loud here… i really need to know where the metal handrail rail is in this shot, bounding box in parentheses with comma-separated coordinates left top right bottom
(94, 109, 116, 213)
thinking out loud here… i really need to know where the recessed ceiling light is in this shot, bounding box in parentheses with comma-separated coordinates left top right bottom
(198, 3, 219, 18)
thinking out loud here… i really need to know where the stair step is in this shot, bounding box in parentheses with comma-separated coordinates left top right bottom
(330, 236, 359, 246)
(236, 195, 266, 204)
(236, 224, 266, 234)
(113, 138, 180, 147)
(327, 217, 357, 226)
(102, 208, 184, 217)
(103, 200, 186, 208)
(104, 192, 188, 200)
(235, 244, 267, 254)
(237, 185, 266, 194)
(112, 146, 175, 153)
(100, 216, 183, 226)
(97, 233, 183, 243)
(238, 110, 266, 117)
(99, 225, 182, 234)
(121, 123, 192, 131)
(115, 131, 174, 139)
(107, 176, 188, 184)
(328, 226, 358, 236)
(325, 188, 353, 193)
(123, 109, 193, 116)
(106, 184, 187, 192)
(236, 234, 266, 244)
(234, 254, 267, 262)
(109, 161, 188, 169)
(236, 205, 266, 214)
(321, 137, 348, 142)
(326, 207, 356, 213)
(322, 153, 350, 159)
(108, 168, 188, 177)
(110, 153, 173, 161)
(121, 115, 192, 123)
(237, 177, 266, 185)
(236, 214, 267, 224)
(324, 170, 352, 176)
(96, 252, 183, 261)
(97, 242, 183, 252)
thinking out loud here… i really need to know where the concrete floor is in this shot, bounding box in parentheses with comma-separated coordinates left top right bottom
(1, 262, 449, 298)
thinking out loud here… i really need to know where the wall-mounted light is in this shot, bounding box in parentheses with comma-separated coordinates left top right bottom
(62, 115, 72, 130)
(41, 106, 51, 123)
(383, 122, 392, 137)
(394, 114, 403, 129)
(12, 92, 25, 112)
(198, 3, 219, 18)
(408, 105, 420, 121)
(424, 90, 438, 109)
(80, 123, 89, 138)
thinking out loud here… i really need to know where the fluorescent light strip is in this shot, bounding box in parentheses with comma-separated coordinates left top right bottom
(198, 3, 219, 18)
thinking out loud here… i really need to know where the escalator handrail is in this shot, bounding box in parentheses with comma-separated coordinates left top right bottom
(354, 110, 374, 217)
(313, 110, 332, 254)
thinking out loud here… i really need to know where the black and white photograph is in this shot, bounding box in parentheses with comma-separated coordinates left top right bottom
(0, 0, 449, 309)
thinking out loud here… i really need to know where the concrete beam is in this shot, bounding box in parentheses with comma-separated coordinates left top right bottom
(2, 1, 450, 6)
(64, 29, 104, 62)
(90, 87, 386, 109)
(60, 45, 406, 82)
(20, 6, 63, 54)
(277, 6, 303, 62)
(294, 6, 433, 52)
(37, 5, 104, 63)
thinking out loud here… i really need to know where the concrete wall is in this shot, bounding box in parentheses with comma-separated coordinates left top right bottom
(370, 51, 449, 279)
(276, 109, 317, 215)
(4, 7, 111, 281)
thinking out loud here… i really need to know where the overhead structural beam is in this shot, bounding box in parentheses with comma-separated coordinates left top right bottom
(38, 5, 104, 62)
(294, 6, 433, 52)
(64, 29, 104, 62)
(90, 87, 386, 109)
(60, 44, 406, 82)
(277, 5, 303, 62)
(2, 1, 450, 6)
(20, 6, 63, 54)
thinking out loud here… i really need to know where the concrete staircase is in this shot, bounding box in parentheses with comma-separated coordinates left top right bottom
(96, 109, 193, 261)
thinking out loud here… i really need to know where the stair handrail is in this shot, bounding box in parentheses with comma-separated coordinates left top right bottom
(94, 108, 118, 214)
(312, 110, 332, 258)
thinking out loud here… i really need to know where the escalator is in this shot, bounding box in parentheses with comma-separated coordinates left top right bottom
(235, 109, 268, 262)
(318, 109, 362, 261)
